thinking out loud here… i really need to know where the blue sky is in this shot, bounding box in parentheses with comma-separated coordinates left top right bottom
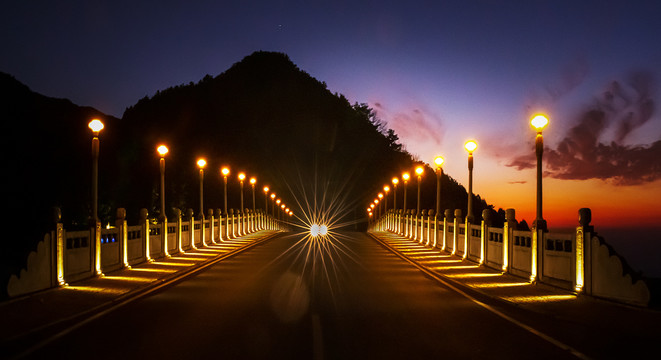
(3, 0, 660, 226)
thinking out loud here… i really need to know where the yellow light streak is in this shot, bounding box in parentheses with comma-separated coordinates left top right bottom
(502, 294, 576, 303)
(471, 282, 530, 288)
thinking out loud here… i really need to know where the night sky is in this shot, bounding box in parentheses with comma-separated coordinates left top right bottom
(3, 0, 660, 228)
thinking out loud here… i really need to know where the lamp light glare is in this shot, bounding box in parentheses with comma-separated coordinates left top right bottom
(157, 145, 169, 157)
(88, 119, 104, 133)
(197, 159, 206, 168)
(434, 156, 444, 167)
(531, 115, 549, 132)
(464, 140, 477, 153)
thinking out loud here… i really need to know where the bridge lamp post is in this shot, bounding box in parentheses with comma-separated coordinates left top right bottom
(530, 114, 549, 283)
(250, 177, 257, 212)
(157, 145, 169, 221)
(383, 186, 390, 213)
(415, 166, 424, 215)
(238, 173, 246, 235)
(402, 172, 410, 213)
(221, 167, 230, 216)
(391, 178, 398, 210)
(263, 186, 269, 228)
(249, 177, 257, 231)
(276, 199, 281, 221)
(238, 173, 246, 212)
(531, 115, 549, 231)
(464, 140, 477, 223)
(434, 156, 444, 216)
(270, 193, 276, 217)
(197, 159, 206, 217)
(88, 119, 104, 276)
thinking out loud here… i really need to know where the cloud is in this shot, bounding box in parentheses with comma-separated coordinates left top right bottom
(372, 102, 445, 154)
(506, 71, 661, 186)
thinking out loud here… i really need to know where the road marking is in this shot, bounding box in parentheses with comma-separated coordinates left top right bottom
(369, 233, 591, 360)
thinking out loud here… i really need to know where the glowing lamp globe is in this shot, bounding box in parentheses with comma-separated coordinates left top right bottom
(531, 115, 549, 132)
(88, 119, 104, 134)
(464, 140, 477, 153)
(434, 156, 444, 167)
(157, 145, 169, 157)
(197, 159, 206, 168)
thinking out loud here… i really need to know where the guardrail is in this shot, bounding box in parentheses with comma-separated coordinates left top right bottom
(7, 207, 285, 298)
(370, 207, 650, 307)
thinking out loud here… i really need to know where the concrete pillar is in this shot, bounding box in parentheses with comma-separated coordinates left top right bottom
(140, 208, 151, 262)
(231, 209, 236, 238)
(215, 209, 222, 242)
(207, 209, 215, 245)
(443, 209, 452, 251)
(116, 208, 128, 268)
(481, 209, 492, 265)
(575, 208, 593, 294)
(173, 209, 183, 253)
(426, 210, 434, 247)
(453, 209, 462, 256)
(187, 209, 197, 250)
(52, 207, 65, 286)
(502, 209, 516, 272)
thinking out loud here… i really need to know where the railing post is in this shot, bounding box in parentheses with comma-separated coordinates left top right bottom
(140, 208, 151, 262)
(215, 209, 222, 242)
(207, 209, 215, 245)
(481, 209, 492, 265)
(502, 209, 516, 272)
(443, 209, 452, 251)
(188, 209, 197, 250)
(426, 210, 434, 247)
(231, 209, 237, 238)
(174, 209, 183, 253)
(432, 211, 438, 248)
(453, 209, 462, 256)
(575, 208, 593, 294)
(116, 208, 129, 268)
(52, 207, 65, 286)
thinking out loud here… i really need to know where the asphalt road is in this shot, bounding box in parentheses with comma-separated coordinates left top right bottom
(23, 232, 597, 359)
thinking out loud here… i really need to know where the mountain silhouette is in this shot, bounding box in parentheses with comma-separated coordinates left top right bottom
(1, 51, 495, 297)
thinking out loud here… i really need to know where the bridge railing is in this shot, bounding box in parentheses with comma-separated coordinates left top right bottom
(7, 207, 282, 298)
(371, 207, 650, 307)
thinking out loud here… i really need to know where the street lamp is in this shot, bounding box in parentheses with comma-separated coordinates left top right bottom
(270, 193, 276, 217)
(531, 115, 549, 231)
(392, 177, 399, 210)
(415, 166, 424, 214)
(197, 159, 206, 217)
(402, 172, 410, 213)
(157, 145, 169, 221)
(434, 156, 444, 216)
(383, 185, 390, 213)
(238, 172, 246, 212)
(250, 177, 257, 212)
(88, 119, 103, 276)
(464, 140, 477, 222)
(221, 167, 230, 216)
